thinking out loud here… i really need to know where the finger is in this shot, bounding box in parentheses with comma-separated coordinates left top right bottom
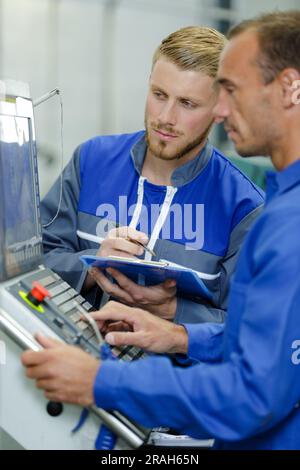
(90, 301, 138, 325)
(90, 268, 134, 304)
(44, 391, 63, 402)
(106, 268, 168, 303)
(36, 379, 57, 392)
(105, 331, 143, 348)
(89, 267, 106, 280)
(162, 279, 177, 289)
(106, 268, 139, 293)
(99, 320, 114, 334)
(35, 333, 62, 349)
(95, 271, 135, 304)
(108, 251, 137, 259)
(109, 237, 145, 256)
(109, 226, 149, 244)
(108, 270, 177, 297)
(90, 268, 120, 293)
(97, 249, 137, 259)
(25, 363, 53, 380)
(89, 268, 112, 289)
(80, 311, 109, 334)
(105, 273, 176, 305)
(106, 321, 133, 333)
(21, 349, 50, 367)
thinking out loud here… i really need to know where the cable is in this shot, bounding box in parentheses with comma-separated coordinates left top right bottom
(34, 89, 64, 228)
(78, 306, 104, 347)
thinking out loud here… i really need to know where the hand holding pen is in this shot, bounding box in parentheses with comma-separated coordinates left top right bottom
(98, 226, 155, 259)
(124, 236, 156, 257)
(80, 226, 155, 292)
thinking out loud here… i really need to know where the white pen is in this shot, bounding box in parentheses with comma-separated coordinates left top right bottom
(76, 229, 156, 256)
(77, 230, 104, 245)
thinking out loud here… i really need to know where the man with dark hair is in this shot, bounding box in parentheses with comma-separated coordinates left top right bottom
(22, 11, 300, 449)
(228, 11, 300, 85)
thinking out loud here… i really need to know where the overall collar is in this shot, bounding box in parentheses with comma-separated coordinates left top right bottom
(266, 158, 300, 202)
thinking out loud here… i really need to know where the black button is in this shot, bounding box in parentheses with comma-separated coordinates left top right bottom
(53, 317, 65, 328)
(47, 401, 63, 417)
(73, 332, 83, 345)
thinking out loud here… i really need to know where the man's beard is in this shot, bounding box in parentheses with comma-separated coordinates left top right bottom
(145, 120, 213, 161)
(225, 121, 275, 159)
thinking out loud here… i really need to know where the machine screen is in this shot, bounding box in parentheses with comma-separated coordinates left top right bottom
(0, 109, 43, 280)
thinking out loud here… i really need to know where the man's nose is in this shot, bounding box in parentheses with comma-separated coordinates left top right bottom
(213, 91, 230, 123)
(158, 102, 177, 126)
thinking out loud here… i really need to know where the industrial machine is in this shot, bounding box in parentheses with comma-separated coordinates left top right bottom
(0, 80, 148, 450)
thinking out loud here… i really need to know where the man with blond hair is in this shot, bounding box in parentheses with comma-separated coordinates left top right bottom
(41, 26, 263, 324)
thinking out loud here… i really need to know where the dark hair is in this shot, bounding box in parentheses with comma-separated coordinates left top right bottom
(228, 10, 300, 84)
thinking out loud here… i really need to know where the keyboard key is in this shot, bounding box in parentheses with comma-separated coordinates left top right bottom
(69, 312, 81, 323)
(59, 299, 80, 314)
(48, 284, 66, 297)
(74, 295, 86, 305)
(82, 329, 96, 340)
(77, 320, 89, 331)
(52, 290, 76, 306)
(38, 275, 58, 288)
(82, 301, 93, 311)
(53, 317, 65, 328)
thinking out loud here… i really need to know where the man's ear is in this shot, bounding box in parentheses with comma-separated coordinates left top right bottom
(278, 68, 300, 108)
(292, 78, 300, 106)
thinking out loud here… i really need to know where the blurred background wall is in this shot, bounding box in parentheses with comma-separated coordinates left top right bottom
(0, 0, 299, 194)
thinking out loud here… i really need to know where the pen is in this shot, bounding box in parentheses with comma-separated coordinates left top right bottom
(77, 230, 156, 257)
(125, 237, 156, 258)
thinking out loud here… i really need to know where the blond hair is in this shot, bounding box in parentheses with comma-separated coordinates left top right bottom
(152, 26, 227, 78)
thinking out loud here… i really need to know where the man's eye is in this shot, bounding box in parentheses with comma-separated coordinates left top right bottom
(153, 91, 166, 99)
(181, 100, 196, 109)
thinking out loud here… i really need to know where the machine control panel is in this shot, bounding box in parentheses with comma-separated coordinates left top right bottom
(7, 268, 146, 361)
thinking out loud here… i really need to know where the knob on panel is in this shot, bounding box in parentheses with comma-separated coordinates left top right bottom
(47, 401, 63, 417)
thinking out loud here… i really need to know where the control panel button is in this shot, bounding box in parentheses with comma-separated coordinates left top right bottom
(47, 401, 63, 417)
(74, 295, 86, 305)
(52, 290, 76, 306)
(53, 317, 65, 328)
(76, 320, 89, 331)
(73, 332, 83, 345)
(69, 312, 81, 323)
(82, 328, 96, 341)
(48, 283, 69, 297)
(59, 299, 79, 314)
(26, 282, 51, 306)
(82, 301, 93, 312)
(38, 275, 58, 288)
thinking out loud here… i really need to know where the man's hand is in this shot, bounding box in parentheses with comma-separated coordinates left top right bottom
(98, 226, 149, 258)
(21, 334, 100, 406)
(90, 267, 177, 320)
(83, 226, 149, 292)
(84, 226, 178, 320)
(90, 301, 188, 355)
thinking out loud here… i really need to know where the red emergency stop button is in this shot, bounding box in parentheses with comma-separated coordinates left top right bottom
(26, 282, 51, 306)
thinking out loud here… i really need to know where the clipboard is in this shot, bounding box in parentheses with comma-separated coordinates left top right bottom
(80, 255, 219, 300)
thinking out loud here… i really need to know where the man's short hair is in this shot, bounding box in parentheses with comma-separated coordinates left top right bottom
(152, 26, 227, 78)
(228, 10, 300, 84)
